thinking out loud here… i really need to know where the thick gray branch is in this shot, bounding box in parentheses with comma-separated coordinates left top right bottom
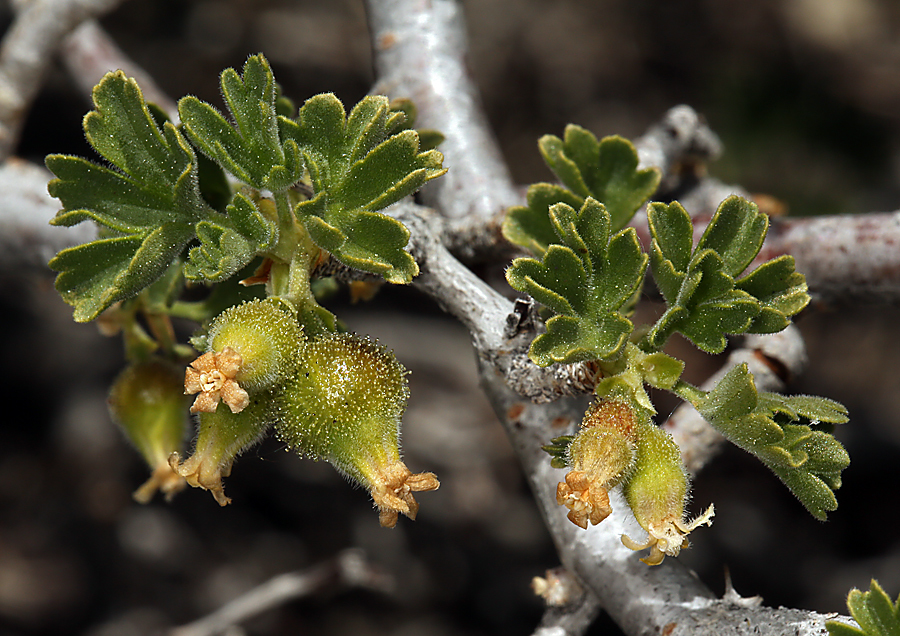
(0, 158, 93, 269)
(366, 0, 520, 257)
(393, 199, 846, 635)
(0, 0, 123, 160)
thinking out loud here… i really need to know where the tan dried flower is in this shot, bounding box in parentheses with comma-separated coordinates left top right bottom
(621, 504, 715, 565)
(184, 347, 250, 414)
(556, 470, 613, 529)
(369, 461, 440, 528)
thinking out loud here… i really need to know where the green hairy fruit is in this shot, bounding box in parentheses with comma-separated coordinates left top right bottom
(107, 358, 190, 502)
(275, 331, 438, 527)
(276, 332, 409, 481)
(207, 297, 305, 393)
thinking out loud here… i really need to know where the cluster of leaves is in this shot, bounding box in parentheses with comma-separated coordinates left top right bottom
(504, 125, 850, 521)
(47, 54, 444, 323)
(827, 580, 900, 636)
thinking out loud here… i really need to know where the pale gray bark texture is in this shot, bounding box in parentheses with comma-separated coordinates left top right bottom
(0, 0, 123, 160)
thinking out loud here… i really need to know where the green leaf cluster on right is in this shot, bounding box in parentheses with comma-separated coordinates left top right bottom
(506, 122, 850, 536)
(827, 580, 900, 636)
(647, 197, 810, 353)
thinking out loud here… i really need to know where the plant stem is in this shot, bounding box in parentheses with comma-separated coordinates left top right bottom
(670, 380, 706, 407)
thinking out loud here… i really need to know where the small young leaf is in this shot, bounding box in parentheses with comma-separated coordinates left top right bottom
(542, 435, 575, 469)
(540, 129, 660, 232)
(502, 130, 659, 255)
(827, 580, 900, 636)
(281, 93, 446, 283)
(503, 184, 584, 256)
(178, 54, 303, 191)
(696, 195, 768, 277)
(506, 198, 647, 366)
(695, 364, 850, 520)
(47, 71, 213, 322)
(646, 196, 809, 352)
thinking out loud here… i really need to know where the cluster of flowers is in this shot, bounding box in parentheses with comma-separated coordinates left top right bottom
(109, 298, 438, 527)
(556, 399, 713, 565)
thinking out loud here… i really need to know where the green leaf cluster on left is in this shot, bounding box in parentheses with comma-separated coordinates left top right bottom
(47, 54, 445, 323)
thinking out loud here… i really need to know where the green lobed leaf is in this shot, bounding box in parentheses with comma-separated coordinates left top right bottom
(695, 364, 850, 520)
(506, 198, 648, 366)
(502, 129, 659, 256)
(47, 71, 213, 322)
(280, 93, 445, 283)
(646, 196, 809, 352)
(503, 183, 584, 257)
(827, 580, 900, 636)
(183, 193, 276, 282)
(178, 54, 303, 191)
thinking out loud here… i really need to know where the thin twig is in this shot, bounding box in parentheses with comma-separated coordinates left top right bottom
(61, 19, 178, 118)
(0, 0, 124, 160)
(169, 549, 392, 636)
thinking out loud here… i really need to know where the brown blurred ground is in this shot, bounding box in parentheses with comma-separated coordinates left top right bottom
(2, 1, 900, 635)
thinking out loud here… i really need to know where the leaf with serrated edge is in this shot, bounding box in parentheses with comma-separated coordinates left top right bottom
(503, 183, 584, 256)
(697, 195, 769, 277)
(696, 364, 850, 520)
(179, 55, 301, 191)
(737, 254, 810, 333)
(281, 93, 444, 282)
(507, 198, 645, 366)
(46, 71, 212, 321)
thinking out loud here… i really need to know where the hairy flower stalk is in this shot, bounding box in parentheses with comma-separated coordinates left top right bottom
(621, 419, 714, 565)
(170, 394, 276, 506)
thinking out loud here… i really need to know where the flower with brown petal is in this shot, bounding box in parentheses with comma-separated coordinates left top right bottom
(556, 470, 612, 529)
(184, 347, 250, 414)
(369, 461, 440, 528)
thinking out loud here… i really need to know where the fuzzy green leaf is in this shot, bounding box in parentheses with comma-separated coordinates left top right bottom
(506, 198, 647, 366)
(696, 363, 849, 520)
(502, 130, 659, 255)
(281, 93, 445, 283)
(542, 435, 575, 469)
(47, 71, 213, 322)
(827, 580, 900, 636)
(503, 183, 584, 256)
(737, 254, 810, 333)
(540, 129, 660, 231)
(647, 196, 809, 352)
(696, 195, 769, 277)
(179, 55, 303, 192)
(183, 194, 275, 282)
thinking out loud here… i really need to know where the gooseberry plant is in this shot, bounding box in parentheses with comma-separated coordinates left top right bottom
(503, 126, 850, 564)
(47, 54, 444, 526)
(47, 54, 850, 567)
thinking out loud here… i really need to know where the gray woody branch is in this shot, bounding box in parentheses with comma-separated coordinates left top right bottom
(0, 0, 124, 161)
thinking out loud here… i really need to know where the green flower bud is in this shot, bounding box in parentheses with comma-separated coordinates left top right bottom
(170, 393, 276, 506)
(186, 298, 305, 414)
(621, 419, 713, 565)
(276, 332, 439, 527)
(107, 359, 190, 503)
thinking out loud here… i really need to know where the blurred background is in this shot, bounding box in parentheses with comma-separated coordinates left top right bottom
(2, 0, 900, 634)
